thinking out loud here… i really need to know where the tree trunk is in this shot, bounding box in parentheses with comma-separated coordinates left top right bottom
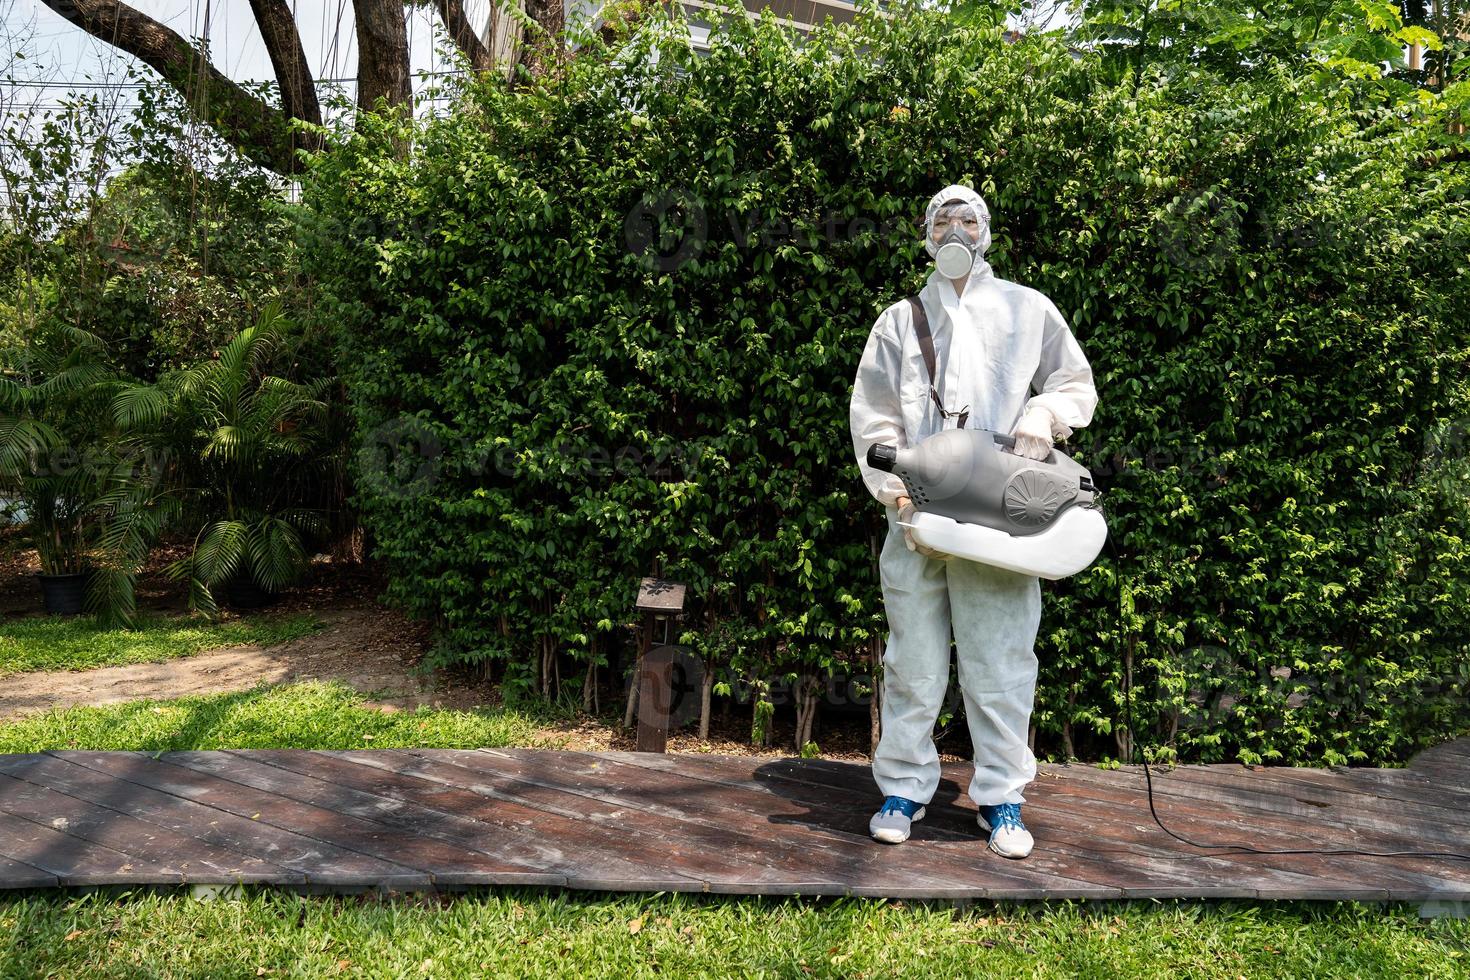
(750, 675, 771, 748)
(868, 531, 884, 757)
(246, 0, 323, 159)
(794, 671, 820, 752)
(623, 615, 647, 729)
(42, 0, 568, 174)
(698, 663, 713, 740)
(483, 0, 520, 70)
(518, 0, 565, 80)
(432, 0, 495, 71)
(1117, 636, 1135, 762)
(582, 639, 596, 713)
(352, 0, 411, 114)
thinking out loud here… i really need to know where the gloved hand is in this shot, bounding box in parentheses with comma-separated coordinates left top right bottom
(896, 496, 951, 561)
(1010, 406, 1056, 461)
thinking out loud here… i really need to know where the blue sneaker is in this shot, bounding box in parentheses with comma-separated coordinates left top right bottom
(977, 802, 1034, 859)
(869, 795, 926, 844)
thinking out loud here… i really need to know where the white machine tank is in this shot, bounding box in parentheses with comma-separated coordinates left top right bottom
(866, 429, 1108, 580)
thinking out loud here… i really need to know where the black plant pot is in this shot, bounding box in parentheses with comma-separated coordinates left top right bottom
(219, 571, 279, 610)
(36, 571, 92, 616)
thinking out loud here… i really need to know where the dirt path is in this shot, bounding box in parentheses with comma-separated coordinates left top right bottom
(0, 604, 500, 724)
(0, 548, 892, 762)
(0, 599, 887, 761)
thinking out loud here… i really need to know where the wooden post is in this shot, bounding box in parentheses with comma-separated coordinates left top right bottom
(636, 644, 677, 753)
(633, 576, 687, 753)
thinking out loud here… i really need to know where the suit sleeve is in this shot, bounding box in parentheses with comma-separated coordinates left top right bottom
(850, 306, 909, 508)
(1024, 296, 1098, 443)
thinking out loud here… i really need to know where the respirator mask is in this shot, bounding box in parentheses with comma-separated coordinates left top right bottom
(929, 200, 985, 279)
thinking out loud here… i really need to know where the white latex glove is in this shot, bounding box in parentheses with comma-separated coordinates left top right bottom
(1011, 406, 1056, 461)
(897, 496, 951, 561)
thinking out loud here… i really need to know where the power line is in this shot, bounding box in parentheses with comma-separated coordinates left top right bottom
(0, 67, 479, 90)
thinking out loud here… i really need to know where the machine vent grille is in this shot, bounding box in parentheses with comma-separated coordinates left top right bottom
(1004, 470, 1062, 527)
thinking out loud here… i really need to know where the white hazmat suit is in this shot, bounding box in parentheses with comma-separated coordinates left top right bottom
(850, 184, 1098, 811)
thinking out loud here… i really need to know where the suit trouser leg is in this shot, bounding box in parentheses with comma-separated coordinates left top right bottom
(871, 509, 952, 806)
(947, 556, 1042, 806)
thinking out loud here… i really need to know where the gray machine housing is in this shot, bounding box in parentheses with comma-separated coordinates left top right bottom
(867, 429, 1101, 537)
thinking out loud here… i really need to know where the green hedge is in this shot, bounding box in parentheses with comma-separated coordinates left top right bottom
(301, 4, 1470, 764)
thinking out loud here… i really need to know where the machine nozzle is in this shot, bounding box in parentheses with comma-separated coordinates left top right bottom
(867, 443, 899, 472)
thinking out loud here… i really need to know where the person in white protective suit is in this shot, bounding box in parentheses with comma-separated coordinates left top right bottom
(849, 184, 1097, 858)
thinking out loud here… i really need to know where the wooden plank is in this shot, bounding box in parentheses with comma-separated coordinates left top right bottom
(1034, 774, 1462, 901)
(1195, 763, 1470, 832)
(42, 752, 443, 887)
(144, 750, 580, 890)
(1044, 765, 1470, 900)
(0, 745, 1461, 900)
(0, 852, 59, 890)
(439, 748, 1186, 899)
(433, 747, 1128, 898)
(598, 749, 983, 829)
(0, 758, 307, 887)
(1046, 764, 1458, 863)
(81, 752, 561, 899)
(0, 764, 298, 886)
(1406, 751, 1470, 786)
(0, 807, 161, 887)
(679, 751, 1464, 899)
(332, 748, 1028, 898)
(600, 750, 1389, 899)
(1095, 763, 1470, 844)
(215, 749, 741, 894)
(1262, 766, 1470, 816)
(1016, 788, 1390, 900)
(1408, 737, 1470, 773)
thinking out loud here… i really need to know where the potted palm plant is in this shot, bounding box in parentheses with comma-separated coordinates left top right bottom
(110, 302, 330, 614)
(0, 319, 119, 615)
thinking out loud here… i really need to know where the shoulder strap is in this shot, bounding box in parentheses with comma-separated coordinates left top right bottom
(906, 296, 968, 429)
(906, 296, 938, 387)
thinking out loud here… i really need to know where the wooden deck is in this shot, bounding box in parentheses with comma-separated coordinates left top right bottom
(0, 738, 1467, 900)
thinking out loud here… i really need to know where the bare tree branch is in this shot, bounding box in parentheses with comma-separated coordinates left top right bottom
(432, 0, 494, 71)
(247, 0, 323, 147)
(39, 0, 313, 174)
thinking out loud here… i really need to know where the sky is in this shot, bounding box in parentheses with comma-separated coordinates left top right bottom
(1, 0, 504, 108)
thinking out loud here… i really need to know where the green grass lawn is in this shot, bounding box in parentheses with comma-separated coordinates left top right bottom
(0, 886, 1464, 978)
(0, 677, 1464, 977)
(0, 611, 324, 676)
(0, 679, 556, 754)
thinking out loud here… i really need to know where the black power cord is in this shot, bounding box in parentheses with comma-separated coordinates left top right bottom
(1106, 535, 1470, 861)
